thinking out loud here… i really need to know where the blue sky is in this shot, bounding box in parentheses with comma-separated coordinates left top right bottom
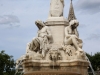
(0, 0, 100, 60)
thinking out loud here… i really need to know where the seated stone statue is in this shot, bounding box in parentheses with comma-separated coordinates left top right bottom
(64, 20, 83, 51)
(29, 20, 53, 58)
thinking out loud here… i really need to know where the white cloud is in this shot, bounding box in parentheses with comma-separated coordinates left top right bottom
(0, 15, 20, 26)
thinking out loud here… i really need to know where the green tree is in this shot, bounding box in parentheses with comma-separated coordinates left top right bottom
(86, 52, 100, 71)
(0, 50, 15, 75)
(92, 52, 100, 71)
(86, 53, 93, 71)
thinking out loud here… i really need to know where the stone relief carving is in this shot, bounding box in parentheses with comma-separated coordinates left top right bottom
(49, 0, 64, 17)
(62, 45, 74, 56)
(49, 48, 62, 61)
(26, 51, 43, 60)
(75, 50, 87, 60)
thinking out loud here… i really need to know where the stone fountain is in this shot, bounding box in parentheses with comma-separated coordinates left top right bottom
(16, 0, 89, 75)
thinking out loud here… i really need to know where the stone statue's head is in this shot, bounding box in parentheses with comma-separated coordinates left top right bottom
(69, 20, 79, 28)
(35, 20, 45, 30)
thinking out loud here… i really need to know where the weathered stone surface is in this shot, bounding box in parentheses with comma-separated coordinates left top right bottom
(22, 60, 88, 75)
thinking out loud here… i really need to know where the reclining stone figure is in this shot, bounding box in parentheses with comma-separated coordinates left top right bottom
(29, 20, 53, 58)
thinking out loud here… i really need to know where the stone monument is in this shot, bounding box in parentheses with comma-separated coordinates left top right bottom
(16, 0, 89, 75)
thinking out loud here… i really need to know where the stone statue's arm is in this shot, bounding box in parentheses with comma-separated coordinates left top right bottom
(65, 27, 72, 38)
(46, 26, 52, 38)
(74, 28, 79, 37)
(74, 28, 83, 43)
(46, 26, 53, 43)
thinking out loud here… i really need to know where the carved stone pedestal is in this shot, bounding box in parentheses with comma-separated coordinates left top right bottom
(23, 59, 89, 75)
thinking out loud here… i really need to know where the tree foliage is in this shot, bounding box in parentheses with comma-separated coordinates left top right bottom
(86, 52, 100, 71)
(92, 52, 100, 71)
(0, 50, 15, 75)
